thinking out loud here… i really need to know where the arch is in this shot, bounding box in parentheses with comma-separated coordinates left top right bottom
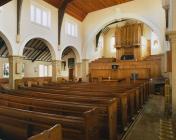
(61, 46, 81, 63)
(83, 13, 165, 58)
(0, 31, 13, 56)
(19, 35, 57, 60)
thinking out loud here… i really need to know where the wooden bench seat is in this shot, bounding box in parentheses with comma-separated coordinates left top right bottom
(0, 90, 117, 140)
(28, 124, 62, 140)
(0, 105, 98, 140)
(20, 85, 137, 131)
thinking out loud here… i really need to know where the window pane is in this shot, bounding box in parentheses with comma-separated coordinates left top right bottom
(44, 65, 48, 76)
(48, 12, 51, 27)
(75, 25, 78, 37)
(68, 23, 71, 35)
(30, 5, 35, 22)
(42, 11, 48, 26)
(36, 8, 42, 24)
(65, 22, 78, 37)
(3, 63, 9, 78)
(39, 65, 44, 77)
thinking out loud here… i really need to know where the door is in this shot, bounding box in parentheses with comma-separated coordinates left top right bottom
(69, 68, 74, 81)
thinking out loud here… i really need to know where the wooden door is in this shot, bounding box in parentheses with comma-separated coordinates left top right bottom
(69, 68, 74, 81)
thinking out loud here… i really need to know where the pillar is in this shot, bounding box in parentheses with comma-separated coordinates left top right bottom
(52, 60, 61, 82)
(167, 31, 176, 118)
(82, 59, 89, 82)
(8, 56, 23, 89)
(75, 62, 82, 79)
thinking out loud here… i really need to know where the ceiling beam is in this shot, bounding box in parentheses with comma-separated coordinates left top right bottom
(58, 0, 72, 45)
(16, 0, 23, 43)
(32, 47, 49, 62)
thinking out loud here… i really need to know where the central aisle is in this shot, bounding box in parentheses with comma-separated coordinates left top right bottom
(124, 95, 165, 140)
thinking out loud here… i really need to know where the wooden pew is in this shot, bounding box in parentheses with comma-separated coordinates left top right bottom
(0, 105, 98, 140)
(32, 81, 149, 127)
(28, 124, 62, 140)
(0, 108, 62, 140)
(20, 85, 138, 131)
(0, 90, 117, 140)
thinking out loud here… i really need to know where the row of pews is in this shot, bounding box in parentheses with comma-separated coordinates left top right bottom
(0, 80, 150, 140)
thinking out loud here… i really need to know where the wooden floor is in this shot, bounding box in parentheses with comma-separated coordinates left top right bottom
(124, 95, 176, 140)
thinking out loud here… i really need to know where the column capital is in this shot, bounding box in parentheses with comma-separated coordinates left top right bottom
(8, 55, 24, 59)
(82, 59, 89, 62)
(76, 62, 82, 64)
(52, 59, 62, 62)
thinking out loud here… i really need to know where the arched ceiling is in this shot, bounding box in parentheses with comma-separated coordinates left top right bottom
(0, 37, 8, 58)
(23, 39, 52, 62)
(44, 0, 133, 21)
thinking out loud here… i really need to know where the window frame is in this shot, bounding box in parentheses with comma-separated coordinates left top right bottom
(65, 21, 78, 38)
(3, 63, 9, 78)
(30, 1, 51, 28)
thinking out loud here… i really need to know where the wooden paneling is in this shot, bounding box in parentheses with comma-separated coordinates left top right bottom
(44, 0, 132, 21)
(90, 56, 162, 80)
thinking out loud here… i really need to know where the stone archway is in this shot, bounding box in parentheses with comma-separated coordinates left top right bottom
(83, 15, 165, 59)
(61, 46, 81, 81)
(0, 31, 13, 86)
(22, 38, 55, 78)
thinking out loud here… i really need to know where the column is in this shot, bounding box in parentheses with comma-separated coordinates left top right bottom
(52, 60, 61, 82)
(75, 62, 82, 80)
(168, 31, 176, 118)
(8, 56, 23, 89)
(82, 59, 89, 82)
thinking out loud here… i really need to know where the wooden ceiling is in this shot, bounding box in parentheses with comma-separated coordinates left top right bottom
(23, 39, 51, 62)
(0, 0, 132, 21)
(44, 0, 132, 21)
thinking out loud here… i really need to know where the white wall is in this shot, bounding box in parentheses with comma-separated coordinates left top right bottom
(23, 60, 52, 77)
(19, 0, 58, 59)
(103, 28, 116, 58)
(0, 1, 17, 55)
(60, 14, 83, 62)
(82, 0, 165, 60)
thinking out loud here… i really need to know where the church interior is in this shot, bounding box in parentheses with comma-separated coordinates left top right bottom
(0, 0, 175, 140)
